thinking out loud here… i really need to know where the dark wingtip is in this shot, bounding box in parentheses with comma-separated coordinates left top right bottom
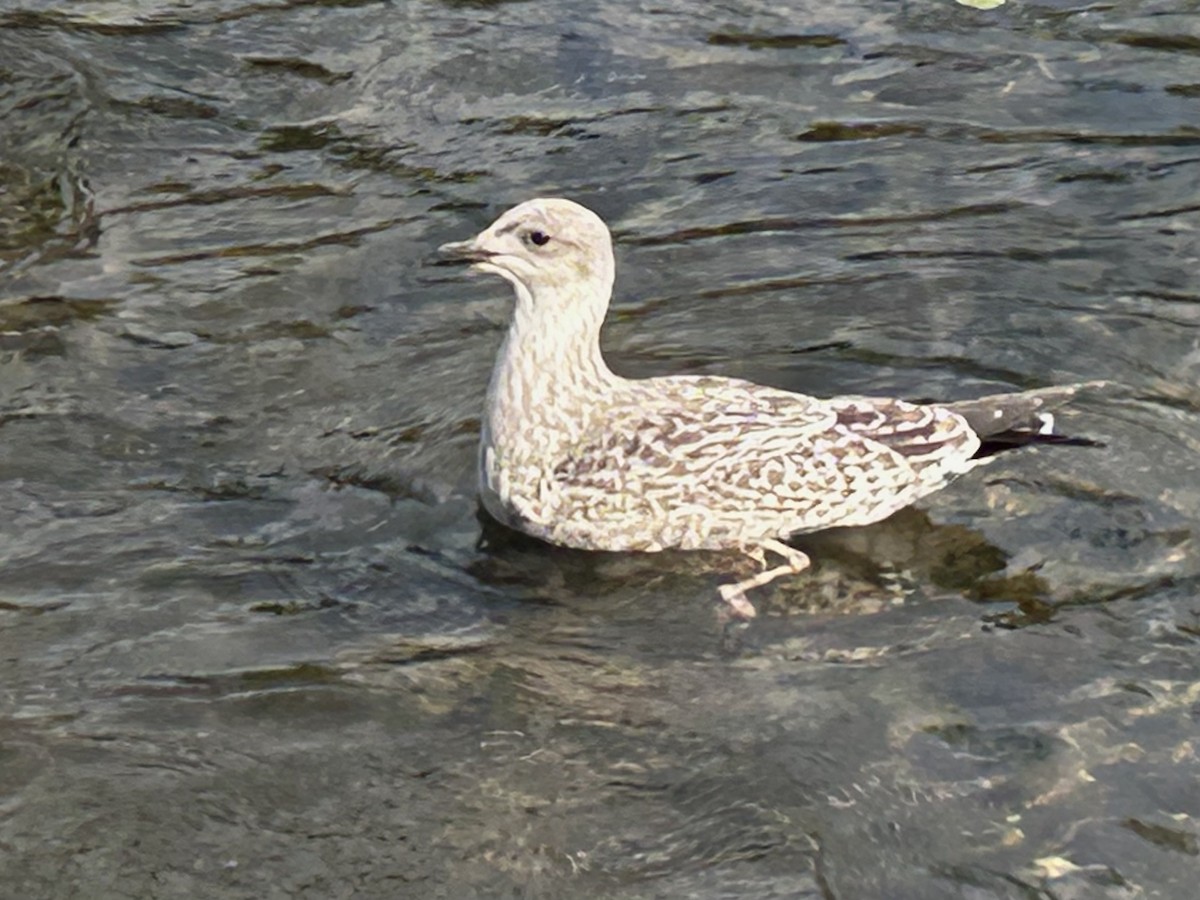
(974, 430, 1105, 459)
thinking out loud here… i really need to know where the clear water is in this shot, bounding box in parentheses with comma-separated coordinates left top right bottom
(2, 1, 1198, 897)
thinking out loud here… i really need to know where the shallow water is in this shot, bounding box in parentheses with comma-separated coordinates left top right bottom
(2, 0, 1199, 897)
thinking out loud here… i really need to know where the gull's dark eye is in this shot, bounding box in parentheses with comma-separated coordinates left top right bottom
(528, 230, 551, 247)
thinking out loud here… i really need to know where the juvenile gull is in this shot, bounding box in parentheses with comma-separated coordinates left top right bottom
(440, 198, 1098, 617)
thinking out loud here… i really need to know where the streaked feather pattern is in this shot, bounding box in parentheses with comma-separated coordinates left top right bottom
(535, 376, 980, 552)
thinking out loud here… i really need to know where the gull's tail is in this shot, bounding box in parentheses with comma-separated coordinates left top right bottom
(943, 381, 1111, 458)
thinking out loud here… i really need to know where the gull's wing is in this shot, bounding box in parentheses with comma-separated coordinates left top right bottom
(829, 396, 980, 484)
(547, 377, 979, 549)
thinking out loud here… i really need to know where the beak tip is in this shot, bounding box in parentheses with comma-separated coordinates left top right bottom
(438, 239, 493, 265)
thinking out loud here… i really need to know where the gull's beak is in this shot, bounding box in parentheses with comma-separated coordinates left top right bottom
(437, 237, 493, 264)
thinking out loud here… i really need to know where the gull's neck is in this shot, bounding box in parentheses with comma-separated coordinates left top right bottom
(484, 275, 621, 456)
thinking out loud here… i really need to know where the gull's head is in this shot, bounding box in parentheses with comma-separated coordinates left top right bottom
(439, 198, 615, 301)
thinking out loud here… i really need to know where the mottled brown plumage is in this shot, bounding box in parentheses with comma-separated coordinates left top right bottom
(440, 198, 1097, 617)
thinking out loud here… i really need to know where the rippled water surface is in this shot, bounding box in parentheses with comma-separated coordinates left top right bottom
(3, 1, 1200, 897)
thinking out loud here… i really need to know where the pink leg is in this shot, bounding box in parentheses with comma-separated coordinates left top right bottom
(717, 540, 811, 619)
